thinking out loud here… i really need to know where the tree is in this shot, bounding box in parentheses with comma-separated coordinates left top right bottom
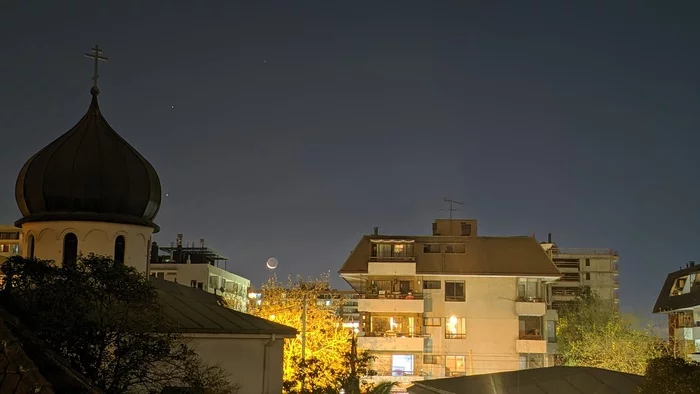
(245, 274, 354, 392)
(557, 287, 666, 375)
(637, 356, 700, 394)
(1, 255, 239, 394)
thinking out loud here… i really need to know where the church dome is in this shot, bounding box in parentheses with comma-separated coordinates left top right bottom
(15, 88, 161, 231)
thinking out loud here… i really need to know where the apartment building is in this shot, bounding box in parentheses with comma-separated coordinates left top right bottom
(149, 234, 250, 312)
(540, 234, 619, 310)
(0, 225, 21, 263)
(317, 290, 361, 329)
(653, 262, 700, 362)
(338, 219, 562, 387)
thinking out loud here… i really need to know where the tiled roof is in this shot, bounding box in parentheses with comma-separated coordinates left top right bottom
(153, 278, 297, 336)
(407, 366, 643, 394)
(339, 235, 560, 277)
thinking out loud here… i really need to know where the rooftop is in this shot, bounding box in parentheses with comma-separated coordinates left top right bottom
(652, 263, 700, 313)
(407, 366, 643, 394)
(153, 278, 296, 336)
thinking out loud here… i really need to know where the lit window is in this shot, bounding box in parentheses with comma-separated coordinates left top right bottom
(446, 355, 467, 376)
(445, 316, 466, 339)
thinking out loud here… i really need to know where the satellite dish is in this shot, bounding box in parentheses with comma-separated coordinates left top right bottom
(266, 257, 279, 271)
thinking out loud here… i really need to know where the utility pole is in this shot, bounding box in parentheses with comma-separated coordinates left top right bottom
(301, 292, 307, 360)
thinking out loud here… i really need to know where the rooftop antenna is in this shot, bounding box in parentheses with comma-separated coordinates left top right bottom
(441, 197, 464, 220)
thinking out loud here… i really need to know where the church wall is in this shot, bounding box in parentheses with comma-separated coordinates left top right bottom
(20, 221, 153, 273)
(188, 335, 286, 394)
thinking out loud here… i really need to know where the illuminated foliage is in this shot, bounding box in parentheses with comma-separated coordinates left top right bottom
(246, 274, 353, 392)
(557, 287, 666, 375)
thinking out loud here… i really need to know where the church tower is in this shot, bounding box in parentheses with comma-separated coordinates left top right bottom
(14, 46, 161, 273)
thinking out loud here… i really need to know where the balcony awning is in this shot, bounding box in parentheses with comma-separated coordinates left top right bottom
(370, 239, 415, 243)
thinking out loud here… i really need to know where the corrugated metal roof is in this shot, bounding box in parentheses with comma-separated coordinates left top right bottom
(153, 278, 297, 336)
(407, 367, 643, 394)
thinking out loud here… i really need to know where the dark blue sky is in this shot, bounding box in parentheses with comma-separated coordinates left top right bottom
(1, 1, 698, 320)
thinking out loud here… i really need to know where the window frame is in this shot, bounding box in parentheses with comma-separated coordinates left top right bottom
(62, 233, 78, 267)
(445, 281, 465, 302)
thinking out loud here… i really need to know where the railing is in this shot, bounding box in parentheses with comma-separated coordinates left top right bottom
(362, 332, 429, 338)
(445, 333, 466, 339)
(361, 293, 424, 300)
(519, 334, 544, 340)
(369, 256, 416, 262)
(373, 368, 416, 377)
(554, 248, 618, 256)
(517, 296, 544, 303)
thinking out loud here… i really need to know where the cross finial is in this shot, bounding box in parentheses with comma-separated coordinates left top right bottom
(84, 45, 108, 94)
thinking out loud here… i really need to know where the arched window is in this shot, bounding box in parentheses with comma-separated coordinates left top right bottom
(114, 235, 126, 263)
(27, 235, 35, 259)
(63, 233, 78, 267)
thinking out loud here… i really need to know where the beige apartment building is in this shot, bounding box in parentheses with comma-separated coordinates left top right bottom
(0, 225, 21, 263)
(338, 219, 562, 387)
(540, 234, 619, 310)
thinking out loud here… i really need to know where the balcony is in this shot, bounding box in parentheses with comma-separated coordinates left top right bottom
(358, 294, 424, 313)
(516, 336, 547, 353)
(515, 299, 546, 316)
(367, 261, 416, 276)
(675, 326, 700, 341)
(358, 334, 426, 352)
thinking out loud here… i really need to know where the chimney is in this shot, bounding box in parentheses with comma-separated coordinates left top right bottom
(200, 238, 205, 248)
(547, 233, 552, 243)
(691, 261, 696, 267)
(176, 234, 183, 248)
(373, 227, 379, 235)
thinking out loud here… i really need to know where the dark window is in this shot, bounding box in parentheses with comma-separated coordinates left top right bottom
(585, 258, 590, 266)
(423, 244, 440, 253)
(585, 272, 591, 281)
(27, 235, 35, 259)
(63, 233, 78, 267)
(460, 222, 472, 236)
(445, 281, 465, 301)
(423, 280, 441, 289)
(114, 235, 126, 263)
(423, 317, 441, 326)
(445, 244, 466, 253)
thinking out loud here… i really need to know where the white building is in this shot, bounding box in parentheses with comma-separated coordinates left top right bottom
(0, 225, 21, 263)
(150, 235, 250, 312)
(12, 63, 294, 393)
(653, 262, 700, 362)
(338, 219, 561, 388)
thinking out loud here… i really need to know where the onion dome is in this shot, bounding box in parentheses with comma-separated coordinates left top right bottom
(15, 87, 161, 231)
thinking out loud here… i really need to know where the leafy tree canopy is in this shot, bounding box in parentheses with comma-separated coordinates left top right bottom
(557, 287, 666, 375)
(1, 255, 238, 394)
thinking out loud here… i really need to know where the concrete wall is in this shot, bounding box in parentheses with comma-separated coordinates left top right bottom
(188, 334, 286, 394)
(20, 221, 152, 273)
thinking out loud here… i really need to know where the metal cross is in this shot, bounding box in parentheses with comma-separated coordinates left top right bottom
(84, 45, 108, 90)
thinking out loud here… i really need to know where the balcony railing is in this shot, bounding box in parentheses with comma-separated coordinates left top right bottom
(362, 332, 428, 338)
(373, 368, 416, 377)
(519, 334, 544, 340)
(369, 256, 416, 262)
(554, 248, 619, 256)
(362, 293, 424, 300)
(517, 296, 544, 303)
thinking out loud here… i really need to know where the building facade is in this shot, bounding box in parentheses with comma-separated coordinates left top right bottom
(653, 262, 700, 362)
(338, 219, 562, 387)
(0, 225, 21, 263)
(149, 234, 250, 312)
(540, 234, 619, 310)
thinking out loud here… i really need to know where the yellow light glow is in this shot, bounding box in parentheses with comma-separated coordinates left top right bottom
(447, 315, 458, 334)
(269, 314, 276, 320)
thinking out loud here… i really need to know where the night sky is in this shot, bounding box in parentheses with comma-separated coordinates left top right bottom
(1, 1, 699, 322)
